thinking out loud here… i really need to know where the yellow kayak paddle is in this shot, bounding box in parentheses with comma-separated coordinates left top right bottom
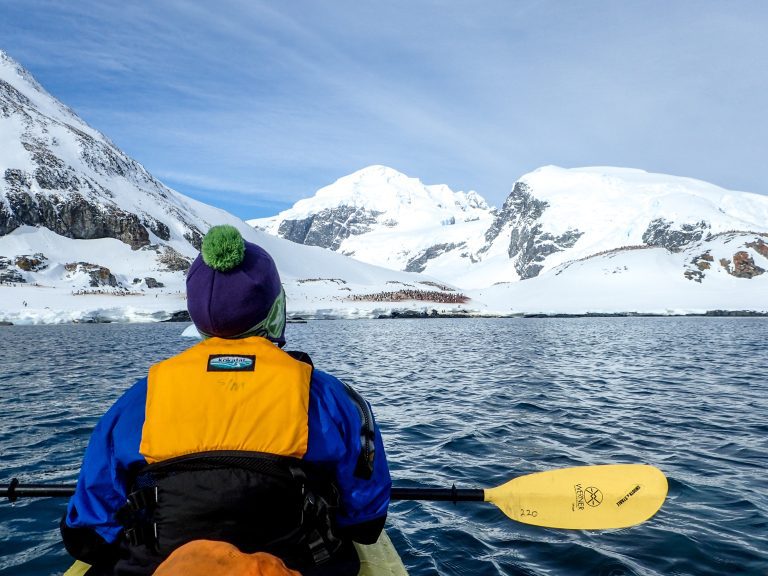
(391, 464, 668, 530)
(6, 464, 667, 531)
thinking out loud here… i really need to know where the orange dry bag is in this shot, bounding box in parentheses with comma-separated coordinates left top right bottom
(153, 540, 301, 576)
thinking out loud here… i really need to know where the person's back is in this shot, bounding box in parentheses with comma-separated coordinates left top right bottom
(60, 225, 391, 575)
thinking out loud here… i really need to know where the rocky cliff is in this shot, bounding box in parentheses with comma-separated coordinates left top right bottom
(479, 181, 583, 279)
(0, 50, 205, 257)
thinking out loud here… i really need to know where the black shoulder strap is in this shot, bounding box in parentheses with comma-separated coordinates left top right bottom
(286, 350, 314, 367)
(343, 383, 376, 480)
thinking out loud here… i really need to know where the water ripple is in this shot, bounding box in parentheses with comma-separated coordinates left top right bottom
(2, 319, 768, 575)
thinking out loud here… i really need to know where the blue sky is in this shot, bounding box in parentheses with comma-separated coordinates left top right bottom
(2, 0, 767, 219)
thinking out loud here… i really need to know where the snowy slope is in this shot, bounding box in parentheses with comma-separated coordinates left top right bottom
(249, 165, 494, 273)
(472, 231, 768, 315)
(0, 50, 472, 324)
(0, 223, 472, 324)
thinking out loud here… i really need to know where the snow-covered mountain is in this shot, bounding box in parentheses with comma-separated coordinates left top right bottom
(249, 165, 494, 274)
(1, 48, 766, 322)
(480, 166, 768, 283)
(251, 164, 768, 291)
(0, 50, 468, 324)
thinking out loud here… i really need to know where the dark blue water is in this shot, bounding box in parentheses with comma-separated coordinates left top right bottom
(1, 318, 767, 575)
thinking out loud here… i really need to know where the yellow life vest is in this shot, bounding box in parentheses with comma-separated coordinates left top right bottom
(140, 336, 312, 464)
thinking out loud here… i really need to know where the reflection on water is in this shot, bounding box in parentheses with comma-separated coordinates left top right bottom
(1, 318, 767, 575)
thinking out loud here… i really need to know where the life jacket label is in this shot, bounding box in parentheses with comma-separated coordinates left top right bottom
(207, 354, 256, 372)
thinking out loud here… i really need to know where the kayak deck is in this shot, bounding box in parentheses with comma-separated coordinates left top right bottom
(356, 530, 408, 575)
(63, 530, 408, 575)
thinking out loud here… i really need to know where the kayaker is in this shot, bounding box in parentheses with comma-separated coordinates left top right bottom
(60, 225, 391, 576)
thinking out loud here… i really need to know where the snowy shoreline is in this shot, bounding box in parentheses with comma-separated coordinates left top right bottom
(2, 306, 766, 327)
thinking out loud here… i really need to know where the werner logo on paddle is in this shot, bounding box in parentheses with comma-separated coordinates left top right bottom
(573, 484, 603, 511)
(207, 354, 256, 372)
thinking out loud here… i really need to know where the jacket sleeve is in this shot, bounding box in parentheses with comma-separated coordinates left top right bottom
(305, 370, 391, 542)
(61, 377, 149, 560)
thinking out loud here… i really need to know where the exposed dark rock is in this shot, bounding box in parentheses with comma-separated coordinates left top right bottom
(482, 181, 547, 247)
(479, 181, 583, 279)
(702, 309, 768, 317)
(0, 269, 25, 283)
(508, 226, 584, 279)
(1, 77, 34, 115)
(14, 253, 48, 272)
(297, 278, 347, 285)
(697, 252, 714, 268)
(142, 217, 170, 241)
(1, 183, 151, 248)
(377, 309, 473, 319)
(720, 251, 765, 278)
(746, 238, 768, 259)
(144, 277, 164, 288)
(684, 251, 714, 282)
(684, 270, 705, 282)
(405, 242, 465, 273)
(642, 218, 710, 251)
(162, 310, 192, 322)
(522, 310, 768, 318)
(277, 206, 383, 250)
(1, 71, 202, 255)
(77, 131, 130, 178)
(65, 262, 120, 287)
(157, 246, 192, 272)
(184, 228, 204, 251)
(73, 316, 113, 323)
(24, 138, 83, 192)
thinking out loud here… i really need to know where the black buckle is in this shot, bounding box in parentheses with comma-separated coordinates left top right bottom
(119, 486, 159, 549)
(127, 486, 158, 511)
(124, 522, 158, 547)
(307, 529, 331, 565)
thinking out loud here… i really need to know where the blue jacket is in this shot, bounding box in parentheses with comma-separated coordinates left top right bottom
(65, 339, 390, 546)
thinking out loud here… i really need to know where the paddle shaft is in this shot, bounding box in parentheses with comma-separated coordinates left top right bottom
(391, 486, 484, 502)
(4, 479, 75, 502)
(4, 480, 483, 504)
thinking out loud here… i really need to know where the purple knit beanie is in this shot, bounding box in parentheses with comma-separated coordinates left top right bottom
(186, 225, 286, 345)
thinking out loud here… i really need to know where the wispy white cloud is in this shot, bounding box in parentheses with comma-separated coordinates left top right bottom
(2, 0, 767, 218)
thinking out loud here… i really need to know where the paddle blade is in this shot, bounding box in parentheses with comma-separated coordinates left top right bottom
(484, 464, 668, 530)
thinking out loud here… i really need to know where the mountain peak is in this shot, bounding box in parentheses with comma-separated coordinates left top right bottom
(248, 166, 494, 271)
(282, 165, 488, 217)
(345, 164, 411, 182)
(0, 49, 96, 137)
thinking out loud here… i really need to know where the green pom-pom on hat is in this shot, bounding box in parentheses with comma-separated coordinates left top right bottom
(201, 225, 246, 271)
